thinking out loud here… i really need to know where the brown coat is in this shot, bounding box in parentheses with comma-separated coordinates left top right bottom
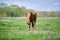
(27, 12, 37, 25)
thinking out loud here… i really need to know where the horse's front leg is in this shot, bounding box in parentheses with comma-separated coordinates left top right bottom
(32, 21, 36, 31)
(27, 23, 30, 31)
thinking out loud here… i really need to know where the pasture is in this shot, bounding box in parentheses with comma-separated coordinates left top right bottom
(0, 17, 60, 40)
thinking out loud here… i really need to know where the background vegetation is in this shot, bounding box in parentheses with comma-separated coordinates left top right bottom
(0, 3, 60, 17)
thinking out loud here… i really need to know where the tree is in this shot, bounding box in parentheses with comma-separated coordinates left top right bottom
(0, 2, 7, 8)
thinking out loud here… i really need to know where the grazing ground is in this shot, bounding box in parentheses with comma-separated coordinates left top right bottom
(0, 17, 60, 40)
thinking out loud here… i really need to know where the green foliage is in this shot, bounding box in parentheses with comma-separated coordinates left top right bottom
(0, 3, 60, 17)
(0, 2, 7, 8)
(0, 3, 27, 17)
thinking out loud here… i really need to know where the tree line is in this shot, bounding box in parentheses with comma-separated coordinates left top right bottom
(0, 3, 60, 17)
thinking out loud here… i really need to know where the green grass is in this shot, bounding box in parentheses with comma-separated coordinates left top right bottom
(0, 17, 60, 40)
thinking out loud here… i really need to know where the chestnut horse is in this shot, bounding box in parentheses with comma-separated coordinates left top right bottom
(27, 11, 37, 31)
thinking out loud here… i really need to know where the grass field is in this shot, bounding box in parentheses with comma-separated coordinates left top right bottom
(0, 17, 60, 40)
